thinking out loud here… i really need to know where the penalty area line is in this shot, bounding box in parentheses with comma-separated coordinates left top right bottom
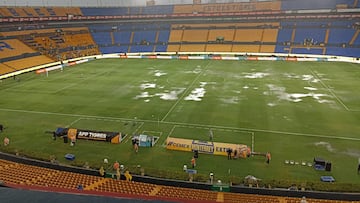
(162, 125, 177, 147)
(124, 122, 144, 144)
(65, 117, 82, 128)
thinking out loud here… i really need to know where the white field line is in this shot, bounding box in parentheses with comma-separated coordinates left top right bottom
(123, 122, 144, 144)
(143, 131, 163, 147)
(0, 107, 359, 141)
(1, 70, 108, 95)
(175, 125, 253, 135)
(0, 74, 39, 91)
(142, 131, 163, 136)
(161, 61, 211, 122)
(81, 117, 129, 123)
(309, 70, 351, 111)
(53, 70, 109, 94)
(3, 89, 54, 94)
(163, 125, 178, 146)
(65, 117, 82, 128)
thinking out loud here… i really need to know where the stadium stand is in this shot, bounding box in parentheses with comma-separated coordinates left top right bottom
(166, 22, 281, 53)
(3, 55, 53, 71)
(0, 39, 37, 58)
(0, 7, 82, 17)
(0, 39, 54, 74)
(0, 158, 359, 203)
(80, 5, 173, 16)
(157, 185, 218, 201)
(281, 0, 355, 10)
(1, 27, 99, 60)
(223, 192, 280, 203)
(88, 23, 170, 54)
(274, 20, 360, 57)
(0, 63, 16, 75)
(7, 4, 358, 57)
(172, 1, 281, 13)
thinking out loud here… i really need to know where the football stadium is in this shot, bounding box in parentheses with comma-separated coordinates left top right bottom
(0, 0, 360, 202)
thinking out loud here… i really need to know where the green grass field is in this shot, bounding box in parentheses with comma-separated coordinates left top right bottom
(0, 59, 359, 189)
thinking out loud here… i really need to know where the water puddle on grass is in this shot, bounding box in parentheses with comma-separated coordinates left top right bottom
(134, 87, 185, 102)
(314, 141, 360, 158)
(314, 141, 336, 152)
(154, 70, 167, 77)
(243, 72, 269, 79)
(140, 83, 156, 90)
(264, 84, 333, 105)
(184, 82, 212, 102)
(155, 88, 185, 101)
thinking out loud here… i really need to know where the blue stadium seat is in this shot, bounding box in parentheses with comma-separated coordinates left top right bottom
(328, 29, 355, 44)
(294, 28, 326, 44)
(99, 46, 128, 54)
(129, 7, 141, 15)
(130, 45, 154, 53)
(155, 44, 167, 52)
(81, 8, 129, 16)
(276, 29, 292, 44)
(281, 0, 352, 10)
(157, 30, 170, 43)
(326, 47, 360, 57)
(292, 48, 323, 55)
(133, 31, 156, 44)
(274, 45, 290, 53)
(353, 34, 360, 45)
(142, 5, 173, 14)
(113, 31, 132, 44)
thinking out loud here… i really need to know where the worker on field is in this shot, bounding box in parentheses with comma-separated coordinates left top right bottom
(134, 142, 139, 153)
(99, 166, 105, 177)
(266, 152, 271, 164)
(125, 170, 132, 181)
(233, 149, 238, 159)
(3, 137, 9, 146)
(113, 161, 120, 171)
(191, 156, 196, 168)
(209, 128, 213, 141)
(227, 148, 233, 160)
(116, 168, 121, 180)
(70, 136, 76, 146)
(247, 147, 251, 157)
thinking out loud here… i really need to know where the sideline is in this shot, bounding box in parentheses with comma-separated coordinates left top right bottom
(0, 107, 359, 141)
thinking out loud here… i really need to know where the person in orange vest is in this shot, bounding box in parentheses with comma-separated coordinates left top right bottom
(247, 147, 251, 157)
(191, 156, 196, 168)
(266, 152, 271, 164)
(113, 161, 120, 171)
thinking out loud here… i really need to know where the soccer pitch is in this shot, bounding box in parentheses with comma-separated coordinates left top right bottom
(0, 58, 359, 186)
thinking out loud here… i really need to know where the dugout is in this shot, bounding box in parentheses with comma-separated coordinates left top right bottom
(314, 157, 331, 171)
(133, 134, 159, 147)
